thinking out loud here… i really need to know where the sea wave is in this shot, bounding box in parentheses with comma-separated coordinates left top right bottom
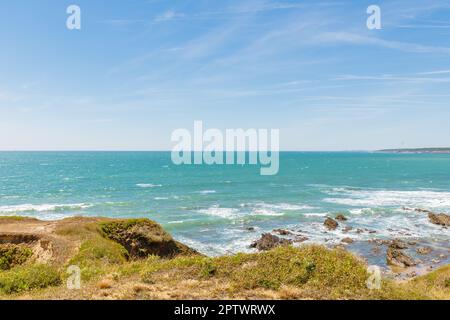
(197, 205, 239, 219)
(323, 189, 450, 209)
(0, 203, 92, 214)
(196, 190, 217, 194)
(136, 183, 162, 188)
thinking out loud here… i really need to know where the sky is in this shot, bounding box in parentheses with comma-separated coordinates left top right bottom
(1, 0, 450, 151)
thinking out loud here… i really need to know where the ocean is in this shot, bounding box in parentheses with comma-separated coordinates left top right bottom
(0, 151, 449, 270)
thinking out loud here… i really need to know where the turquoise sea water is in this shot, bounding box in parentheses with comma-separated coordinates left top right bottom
(0, 152, 449, 269)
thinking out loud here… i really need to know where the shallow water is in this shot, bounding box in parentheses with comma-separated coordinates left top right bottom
(0, 151, 449, 271)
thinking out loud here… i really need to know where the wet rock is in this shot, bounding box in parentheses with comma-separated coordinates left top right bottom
(341, 237, 354, 244)
(416, 247, 432, 255)
(371, 247, 381, 255)
(273, 229, 293, 236)
(294, 236, 309, 243)
(415, 208, 433, 214)
(386, 247, 417, 267)
(250, 233, 292, 251)
(335, 214, 347, 222)
(245, 227, 255, 231)
(407, 241, 417, 246)
(428, 212, 450, 227)
(389, 239, 408, 250)
(324, 218, 338, 230)
(342, 226, 353, 233)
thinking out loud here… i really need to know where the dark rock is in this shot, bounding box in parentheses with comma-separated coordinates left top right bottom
(273, 229, 293, 236)
(324, 218, 338, 230)
(335, 214, 347, 222)
(341, 237, 354, 244)
(428, 212, 450, 227)
(371, 247, 381, 255)
(416, 247, 432, 255)
(386, 247, 417, 267)
(294, 236, 309, 243)
(342, 226, 353, 233)
(389, 239, 408, 250)
(415, 208, 433, 214)
(250, 233, 292, 251)
(245, 227, 255, 231)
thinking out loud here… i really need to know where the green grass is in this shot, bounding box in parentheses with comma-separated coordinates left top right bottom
(67, 236, 128, 281)
(0, 264, 61, 294)
(0, 245, 33, 271)
(0, 216, 37, 222)
(139, 245, 369, 298)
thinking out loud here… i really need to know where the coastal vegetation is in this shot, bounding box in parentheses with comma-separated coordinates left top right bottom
(0, 216, 448, 300)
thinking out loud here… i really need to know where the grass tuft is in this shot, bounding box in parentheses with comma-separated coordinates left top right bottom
(0, 264, 61, 294)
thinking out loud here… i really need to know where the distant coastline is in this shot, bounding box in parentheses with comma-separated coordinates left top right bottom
(377, 148, 450, 154)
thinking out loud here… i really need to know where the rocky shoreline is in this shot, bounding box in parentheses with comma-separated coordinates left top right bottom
(0, 214, 449, 299)
(248, 208, 450, 279)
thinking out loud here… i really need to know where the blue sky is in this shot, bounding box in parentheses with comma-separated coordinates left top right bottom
(1, 0, 450, 151)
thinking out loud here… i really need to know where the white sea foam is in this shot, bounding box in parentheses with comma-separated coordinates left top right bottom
(154, 197, 169, 200)
(196, 190, 217, 194)
(302, 212, 328, 217)
(0, 203, 92, 214)
(250, 208, 285, 216)
(136, 183, 162, 188)
(242, 202, 314, 211)
(197, 205, 240, 219)
(323, 189, 450, 209)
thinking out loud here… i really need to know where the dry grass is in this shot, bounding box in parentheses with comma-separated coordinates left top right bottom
(0, 217, 448, 300)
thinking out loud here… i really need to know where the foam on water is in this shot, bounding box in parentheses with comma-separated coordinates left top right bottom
(0, 203, 92, 214)
(197, 205, 240, 219)
(324, 189, 450, 209)
(136, 183, 162, 188)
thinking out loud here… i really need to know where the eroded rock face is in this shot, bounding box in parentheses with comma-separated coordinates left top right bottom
(324, 218, 338, 230)
(250, 233, 292, 251)
(386, 247, 416, 267)
(428, 212, 450, 227)
(100, 219, 198, 258)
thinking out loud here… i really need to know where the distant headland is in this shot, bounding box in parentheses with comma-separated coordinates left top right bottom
(377, 148, 450, 154)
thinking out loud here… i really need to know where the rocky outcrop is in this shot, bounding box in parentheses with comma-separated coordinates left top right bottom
(390, 239, 408, 249)
(250, 233, 292, 251)
(428, 212, 450, 227)
(99, 219, 198, 259)
(324, 218, 338, 230)
(273, 229, 293, 236)
(386, 247, 417, 268)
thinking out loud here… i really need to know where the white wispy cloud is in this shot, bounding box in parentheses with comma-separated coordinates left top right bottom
(154, 10, 185, 22)
(314, 32, 450, 54)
